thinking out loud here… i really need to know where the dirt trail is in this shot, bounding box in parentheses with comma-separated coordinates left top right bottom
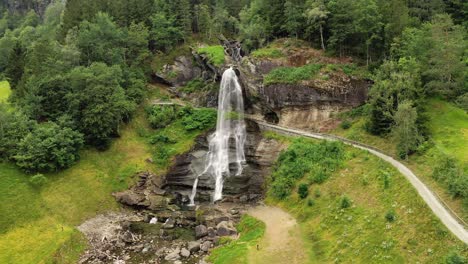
(247, 205, 307, 264)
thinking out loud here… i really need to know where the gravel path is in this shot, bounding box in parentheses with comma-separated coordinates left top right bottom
(247, 205, 307, 264)
(254, 120, 468, 244)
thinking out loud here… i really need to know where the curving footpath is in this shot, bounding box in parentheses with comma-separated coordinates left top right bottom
(252, 119, 468, 244)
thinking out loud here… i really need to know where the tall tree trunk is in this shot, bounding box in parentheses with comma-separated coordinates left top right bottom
(320, 24, 325, 51)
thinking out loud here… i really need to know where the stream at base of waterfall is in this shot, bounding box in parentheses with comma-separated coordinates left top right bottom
(189, 67, 246, 205)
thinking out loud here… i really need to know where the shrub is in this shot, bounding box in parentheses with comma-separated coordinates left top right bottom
(14, 122, 84, 172)
(445, 251, 466, 264)
(146, 105, 177, 129)
(340, 195, 352, 209)
(298, 183, 309, 199)
(314, 188, 321, 198)
(385, 210, 397, 222)
(432, 155, 467, 199)
(307, 199, 315, 206)
(197, 45, 225, 66)
(340, 120, 352, 129)
(181, 108, 217, 131)
(29, 173, 48, 187)
(381, 170, 392, 189)
(149, 133, 176, 144)
(179, 79, 206, 94)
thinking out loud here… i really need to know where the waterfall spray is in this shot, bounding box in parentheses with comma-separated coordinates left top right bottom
(189, 67, 246, 205)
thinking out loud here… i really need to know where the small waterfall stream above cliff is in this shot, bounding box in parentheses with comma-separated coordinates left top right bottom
(189, 67, 246, 204)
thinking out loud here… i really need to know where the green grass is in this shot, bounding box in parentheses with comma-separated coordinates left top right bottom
(426, 98, 468, 162)
(0, 85, 207, 263)
(251, 47, 284, 59)
(332, 99, 468, 221)
(264, 64, 323, 85)
(0, 81, 11, 103)
(208, 215, 266, 264)
(197, 45, 225, 66)
(266, 138, 468, 263)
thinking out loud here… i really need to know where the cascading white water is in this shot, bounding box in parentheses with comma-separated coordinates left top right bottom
(189, 67, 246, 205)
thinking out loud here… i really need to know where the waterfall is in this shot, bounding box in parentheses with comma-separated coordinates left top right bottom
(189, 67, 246, 205)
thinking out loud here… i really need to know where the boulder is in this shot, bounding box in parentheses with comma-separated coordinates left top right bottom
(164, 248, 181, 261)
(195, 225, 208, 238)
(207, 227, 216, 238)
(187, 241, 201, 253)
(216, 221, 237, 237)
(113, 191, 145, 207)
(200, 241, 212, 252)
(180, 248, 191, 258)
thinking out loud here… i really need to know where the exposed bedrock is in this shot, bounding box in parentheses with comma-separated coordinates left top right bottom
(164, 120, 284, 203)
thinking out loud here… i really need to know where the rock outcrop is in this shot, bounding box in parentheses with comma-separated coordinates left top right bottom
(164, 120, 284, 203)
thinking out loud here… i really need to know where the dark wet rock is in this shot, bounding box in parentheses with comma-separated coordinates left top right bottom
(207, 227, 216, 238)
(216, 221, 237, 237)
(195, 225, 208, 238)
(188, 241, 201, 253)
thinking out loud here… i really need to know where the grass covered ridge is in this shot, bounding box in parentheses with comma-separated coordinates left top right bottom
(197, 45, 225, 66)
(251, 47, 284, 59)
(208, 215, 265, 264)
(267, 137, 467, 263)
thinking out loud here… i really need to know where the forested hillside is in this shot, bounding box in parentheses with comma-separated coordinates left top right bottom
(0, 0, 466, 263)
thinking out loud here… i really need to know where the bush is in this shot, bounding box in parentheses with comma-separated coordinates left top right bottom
(146, 105, 177, 129)
(14, 122, 84, 172)
(340, 195, 352, 209)
(340, 120, 352, 129)
(149, 133, 176, 144)
(307, 199, 315, 206)
(179, 79, 206, 94)
(432, 155, 468, 199)
(181, 108, 217, 131)
(445, 251, 466, 264)
(314, 188, 321, 198)
(385, 210, 397, 222)
(197, 45, 225, 66)
(29, 173, 48, 187)
(298, 184, 309, 199)
(455, 93, 468, 112)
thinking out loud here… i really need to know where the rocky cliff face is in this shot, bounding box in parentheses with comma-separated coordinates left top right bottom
(237, 42, 371, 131)
(164, 120, 284, 203)
(153, 39, 372, 132)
